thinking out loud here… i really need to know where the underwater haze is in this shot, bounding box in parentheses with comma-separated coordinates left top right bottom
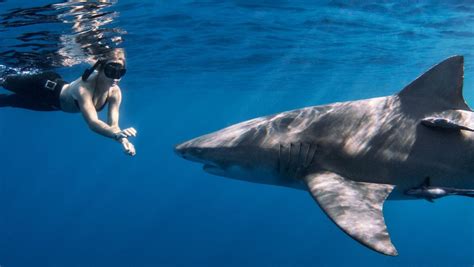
(0, 0, 474, 266)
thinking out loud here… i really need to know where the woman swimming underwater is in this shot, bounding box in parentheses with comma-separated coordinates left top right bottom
(0, 49, 137, 156)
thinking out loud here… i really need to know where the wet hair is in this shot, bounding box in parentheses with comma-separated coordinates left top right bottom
(101, 48, 126, 66)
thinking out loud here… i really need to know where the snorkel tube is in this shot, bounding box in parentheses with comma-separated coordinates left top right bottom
(81, 59, 105, 82)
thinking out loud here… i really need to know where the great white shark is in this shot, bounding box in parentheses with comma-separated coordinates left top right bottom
(175, 56, 474, 256)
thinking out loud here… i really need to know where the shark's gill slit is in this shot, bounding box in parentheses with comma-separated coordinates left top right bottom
(278, 143, 282, 173)
(308, 143, 318, 166)
(302, 143, 310, 167)
(287, 143, 293, 172)
(296, 143, 302, 168)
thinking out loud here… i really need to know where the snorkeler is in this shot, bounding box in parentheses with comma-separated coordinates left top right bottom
(0, 48, 137, 156)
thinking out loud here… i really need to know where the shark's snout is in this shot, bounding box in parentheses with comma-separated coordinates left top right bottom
(174, 141, 194, 159)
(174, 137, 209, 163)
(174, 141, 188, 157)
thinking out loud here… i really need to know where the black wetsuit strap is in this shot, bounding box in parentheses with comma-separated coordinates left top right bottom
(50, 78, 65, 108)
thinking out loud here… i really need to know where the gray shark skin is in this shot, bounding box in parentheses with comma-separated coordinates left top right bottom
(175, 56, 474, 256)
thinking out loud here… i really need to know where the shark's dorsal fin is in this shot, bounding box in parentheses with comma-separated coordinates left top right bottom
(304, 171, 397, 256)
(398, 56, 470, 111)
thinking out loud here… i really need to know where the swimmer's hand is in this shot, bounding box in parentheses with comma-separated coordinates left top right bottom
(113, 127, 137, 139)
(119, 138, 136, 156)
(112, 128, 137, 156)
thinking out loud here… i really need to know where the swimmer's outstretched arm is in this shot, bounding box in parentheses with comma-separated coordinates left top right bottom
(76, 87, 136, 156)
(107, 88, 137, 156)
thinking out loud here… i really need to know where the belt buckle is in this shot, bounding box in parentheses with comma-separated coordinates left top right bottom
(45, 80, 57, 91)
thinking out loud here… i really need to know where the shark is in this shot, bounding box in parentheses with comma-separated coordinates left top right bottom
(174, 56, 474, 256)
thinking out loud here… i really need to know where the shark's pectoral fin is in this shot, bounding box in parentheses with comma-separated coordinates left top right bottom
(421, 110, 474, 132)
(304, 171, 398, 256)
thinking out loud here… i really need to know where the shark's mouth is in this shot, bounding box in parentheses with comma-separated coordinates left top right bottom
(203, 164, 226, 176)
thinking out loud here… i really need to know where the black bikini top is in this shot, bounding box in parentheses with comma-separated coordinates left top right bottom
(74, 85, 110, 112)
(74, 98, 108, 112)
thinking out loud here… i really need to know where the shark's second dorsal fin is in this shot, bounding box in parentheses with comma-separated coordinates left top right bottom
(398, 56, 470, 111)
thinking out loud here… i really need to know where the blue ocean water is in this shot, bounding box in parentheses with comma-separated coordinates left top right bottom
(0, 0, 473, 266)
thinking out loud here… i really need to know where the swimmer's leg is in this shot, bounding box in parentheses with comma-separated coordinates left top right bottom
(2, 74, 40, 95)
(0, 94, 57, 111)
(1, 71, 61, 96)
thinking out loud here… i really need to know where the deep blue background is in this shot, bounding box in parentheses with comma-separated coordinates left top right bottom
(0, 1, 473, 266)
